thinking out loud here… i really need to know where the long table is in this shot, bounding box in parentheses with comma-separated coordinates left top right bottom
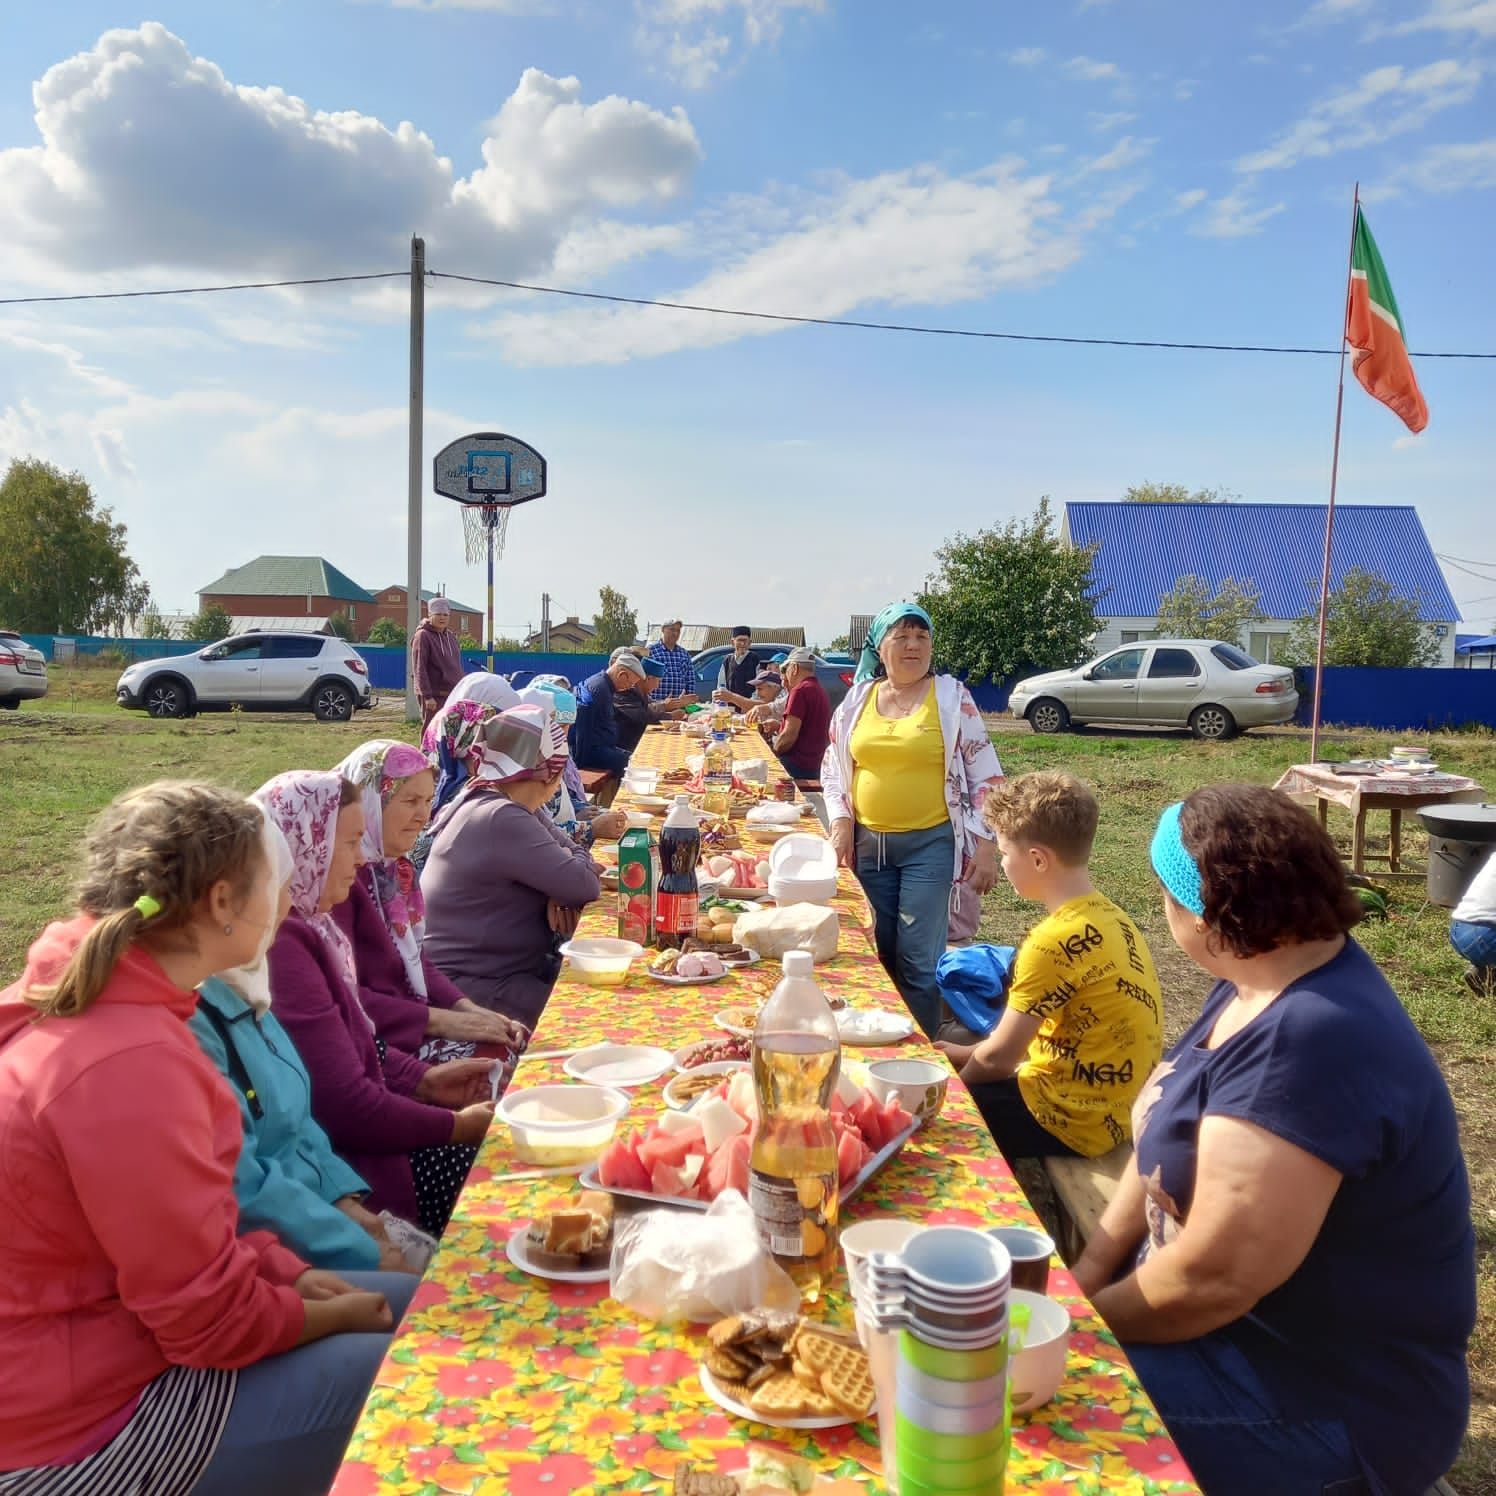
(334, 727, 1199, 1495)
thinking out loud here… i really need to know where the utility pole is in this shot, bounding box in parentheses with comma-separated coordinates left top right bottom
(541, 591, 551, 652)
(405, 234, 426, 721)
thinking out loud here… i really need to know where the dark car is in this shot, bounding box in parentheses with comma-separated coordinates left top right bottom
(690, 644, 854, 710)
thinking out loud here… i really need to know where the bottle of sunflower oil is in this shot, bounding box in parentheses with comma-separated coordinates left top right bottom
(749, 951, 841, 1300)
(702, 730, 734, 817)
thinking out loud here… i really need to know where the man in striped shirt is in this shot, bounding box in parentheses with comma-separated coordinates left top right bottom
(648, 620, 698, 703)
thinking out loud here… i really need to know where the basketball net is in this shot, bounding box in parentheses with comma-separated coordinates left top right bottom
(461, 504, 510, 567)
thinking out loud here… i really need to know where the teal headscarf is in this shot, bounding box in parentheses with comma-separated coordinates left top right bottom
(856, 601, 934, 683)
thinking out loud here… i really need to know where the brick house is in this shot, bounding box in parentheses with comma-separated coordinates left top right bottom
(370, 585, 482, 642)
(199, 557, 376, 635)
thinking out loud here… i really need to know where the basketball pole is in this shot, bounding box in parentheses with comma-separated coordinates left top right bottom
(486, 508, 497, 674)
(405, 234, 426, 723)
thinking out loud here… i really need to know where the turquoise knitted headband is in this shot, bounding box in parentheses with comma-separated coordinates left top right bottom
(1150, 801, 1205, 916)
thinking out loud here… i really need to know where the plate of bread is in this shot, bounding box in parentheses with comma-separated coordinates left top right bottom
(507, 1191, 615, 1283)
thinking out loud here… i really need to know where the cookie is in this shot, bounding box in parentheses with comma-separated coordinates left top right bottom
(807, 1339, 875, 1420)
(707, 1315, 746, 1349)
(746, 1370, 810, 1420)
(704, 1346, 754, 1383)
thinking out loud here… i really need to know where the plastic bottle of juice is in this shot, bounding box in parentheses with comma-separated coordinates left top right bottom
(749, 951, 842, 1300)
(702, 731, 734, 816)
(655, 796, 701, 950)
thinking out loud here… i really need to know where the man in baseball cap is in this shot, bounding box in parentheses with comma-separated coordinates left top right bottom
(610, 647, 690, 752)
(772, 647, 832, 783)
(572, 651, 649, 775)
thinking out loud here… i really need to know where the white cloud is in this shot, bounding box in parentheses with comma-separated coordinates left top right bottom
(1294, 0, 1375, 25)
(379, 0, 545, 8)
(638, 0, 827, 86)
(1088, 110, 1138, 131)
(550, 219, 692, 279)
(0, 25, 701, 289)
(1173, 187, 1209, 209)
(1081, 135, 1154, 173)
(211, 314, 352, 351)
(1007, 47, 1047, 66)
(1236, 59, 1483, 172)
(1189, 188, 1288, 237)
(1363, 137, 1496, 198)
(1391, 0, 1496, 37)
(1174, 79, 1197, 101)
(91, 429, 136, 479)
(1392, 432, 1424, 449)
(1064, 55, 1123, 81)
(475, 160, 1080, 365)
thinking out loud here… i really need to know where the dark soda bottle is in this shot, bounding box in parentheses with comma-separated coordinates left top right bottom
(655, 795, 701, 949)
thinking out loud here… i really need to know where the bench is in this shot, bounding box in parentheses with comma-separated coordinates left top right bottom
(1043, 1144, 1133, 1261)
(578, 768, 618, 807)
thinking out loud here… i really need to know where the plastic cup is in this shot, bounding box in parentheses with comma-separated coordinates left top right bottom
(894, 1384, 1007, 1436)
(895, 1443, 1008, 1496)
(842, 1217, 924, 1298)
(900, 1227, 1011, 1295)
(899, 1329, 1008, 1382)
(987, 1226, 1054, 1295)
(896, 1357, 1008, 1410)
(866, 1316, 901, 1493)
(895, 1409, 1008, 1463)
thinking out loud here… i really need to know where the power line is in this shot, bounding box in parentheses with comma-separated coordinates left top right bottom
(0, 271, 408, 306)
(1436, 554, 1496, 581)
(427, 269, 1496, 360)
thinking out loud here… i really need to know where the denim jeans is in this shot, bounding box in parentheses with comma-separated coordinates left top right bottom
(1123, 1323, 1377, 1496)
(854, 822, 955, 1037)
(1450, 918, 1496, 969)
(194, 1270, 418, 1496)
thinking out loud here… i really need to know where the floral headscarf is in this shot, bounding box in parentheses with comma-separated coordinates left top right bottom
(475, 701, 569, 786)
(443, 671, 520, 713)
(335, 740, 435, 998)
(214, 806, 296, 1019)
(423, 698, 499, 813)
(253, 770, 363, 1015)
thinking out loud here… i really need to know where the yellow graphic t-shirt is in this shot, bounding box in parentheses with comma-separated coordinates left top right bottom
(1008, 892, 1163, 1157)
(849, 685, 947, 833)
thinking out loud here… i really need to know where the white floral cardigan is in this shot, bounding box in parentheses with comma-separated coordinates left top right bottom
(819, 675, 1004, 879)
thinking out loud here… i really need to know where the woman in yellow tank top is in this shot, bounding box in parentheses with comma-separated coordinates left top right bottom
(820, 604, 1005, 1036)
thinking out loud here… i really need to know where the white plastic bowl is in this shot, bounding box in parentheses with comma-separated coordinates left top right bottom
(558, 937, 644, 987)
(495, 1083, 630, 1167)
(767, 872, 839, 906)
(1007, 1289, 1072, 1413)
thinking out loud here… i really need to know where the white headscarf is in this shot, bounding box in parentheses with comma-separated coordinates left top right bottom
(216, 806, 296, 1018)
(444, 672, 520, 713)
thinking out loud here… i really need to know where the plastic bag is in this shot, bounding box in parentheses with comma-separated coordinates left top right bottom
(610, 1190, 800, 1324)
(379, 1211, 439, 1273)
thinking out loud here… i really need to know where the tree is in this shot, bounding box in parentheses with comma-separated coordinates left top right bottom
(0, 458, 152, 634)
(459, 633, 480, 651)
(365, 617, 407, 649)
(827, 634, 851, 652)
(592, 586, 639, 654)
(1123, 482, 1236, 504)
(325, 612, 354, 642)
(918, 498, 1104, 681)
(1283, 568, 1441, 668)
(1154, 575, 1265, 647)
(137, 608, 174, 641)
(184, 604, 232, 642)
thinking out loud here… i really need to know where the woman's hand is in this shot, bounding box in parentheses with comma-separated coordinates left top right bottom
(334, 1195, 383, 1236)
(296, 1268, 361, 1301)
(962, 837, 999, 896)
(415, 1057, 495, 1107)
(451, 1101, 496, 1145)
(935, 1039, 975, 1069)
(589, 809, 627, 842)
(428, 1005, 529, 1049)
(548, 901, 583, 938)
(377, 1239, 414, 1273)
(298, 1290, 393, 1343)
(831, 819, 854, 870)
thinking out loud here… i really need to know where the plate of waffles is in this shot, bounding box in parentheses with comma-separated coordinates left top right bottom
(698, 1313, 876, 1430)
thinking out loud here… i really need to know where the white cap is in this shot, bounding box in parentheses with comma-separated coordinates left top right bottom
(782, 951, 814, 977)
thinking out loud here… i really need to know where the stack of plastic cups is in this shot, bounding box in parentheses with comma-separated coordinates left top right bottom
(863, 1227, 1012, 1496)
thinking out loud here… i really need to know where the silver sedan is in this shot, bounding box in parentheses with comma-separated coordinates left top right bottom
(1008, 639, 1298, 740)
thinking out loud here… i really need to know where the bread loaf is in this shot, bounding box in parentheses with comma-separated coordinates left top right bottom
(732, 904, 839, 964)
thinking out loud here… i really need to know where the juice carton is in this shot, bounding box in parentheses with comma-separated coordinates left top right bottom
(617, 828, 657, 946)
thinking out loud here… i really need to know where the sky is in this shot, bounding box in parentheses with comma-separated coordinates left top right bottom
(1, 0, 1493, 644)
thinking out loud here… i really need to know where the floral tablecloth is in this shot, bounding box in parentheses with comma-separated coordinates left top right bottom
(334, 728, 1199, 1495)
(1273, 761, 1483, 814)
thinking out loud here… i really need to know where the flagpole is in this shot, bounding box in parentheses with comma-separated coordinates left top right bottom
(1308, 182, 1361, 764)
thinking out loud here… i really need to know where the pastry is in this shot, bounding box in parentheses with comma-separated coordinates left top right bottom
(672, 1461, 740, 1496)
(524, 1191, 613, 1272)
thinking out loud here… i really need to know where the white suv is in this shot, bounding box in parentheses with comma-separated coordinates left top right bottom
(116, 633, 375, 722)
(0, 631, 49, 709)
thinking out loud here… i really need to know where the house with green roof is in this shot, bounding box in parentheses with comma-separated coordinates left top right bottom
(199, 556, 378, 636)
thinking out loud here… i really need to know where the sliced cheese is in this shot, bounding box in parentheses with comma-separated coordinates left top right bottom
(696, 1095, 749, 1154)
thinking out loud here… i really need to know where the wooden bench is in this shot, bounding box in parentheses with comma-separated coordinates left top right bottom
(578, 768, 618, 806)
(1044, 1144, 1133, 1261)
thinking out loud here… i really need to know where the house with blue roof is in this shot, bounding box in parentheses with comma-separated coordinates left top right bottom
(1061, 501, 1462, 667)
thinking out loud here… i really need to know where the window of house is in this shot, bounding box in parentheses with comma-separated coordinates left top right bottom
(1119, 629, 1158, 646)
(1091, 648, 1145, 681)
(1248, 631, 1290, 664)
(1148, 647, 1201, 679)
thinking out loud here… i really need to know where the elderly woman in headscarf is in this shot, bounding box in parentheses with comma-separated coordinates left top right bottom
(422, 702, 602, 1029)
(332, 741, 529, 1087)
(189, 808, 407, 1272)
(257, 771, 497, 1237)
(821, 602, 1004, 1037)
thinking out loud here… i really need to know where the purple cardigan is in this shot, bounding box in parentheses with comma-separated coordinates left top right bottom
(333, 873, 465, 1054)
(267, 913, 454, 1222)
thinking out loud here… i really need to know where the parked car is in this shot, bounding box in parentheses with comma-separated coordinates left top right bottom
(0, 631, 48, 709)
(116, 633, 375, 722)
(690, 644, 854, 711)
(1008, 639, 1298, 740)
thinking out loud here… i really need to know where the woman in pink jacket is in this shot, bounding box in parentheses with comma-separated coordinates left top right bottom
(0, 780, 414, 1496)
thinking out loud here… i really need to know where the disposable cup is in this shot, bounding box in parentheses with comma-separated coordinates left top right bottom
(896, 1357, 1008, 1410)
(986, 1225, 1054, 1295)
(894, 1385, 1007, 1436)
(899, 1329, 1008, 1382)
(895, 1409, 1008, 1463)
(894, 1477, 1001, 1496)
(862, 1301, 1009, 1350)
(866, 1317, 901, 1494)
(842, 1217, 924, 1297)
(895, 1440, 1008, 1491)
(900, 1227, 1012, 1295)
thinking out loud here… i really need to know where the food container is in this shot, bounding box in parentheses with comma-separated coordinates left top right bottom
(767, 832, 840, 905)
(866, 1058, 950, 1127)
(1006, 1289, 1071, 1413)
(623, 809, 654, 831)
(496, 1083, 630, 1166)
(559, 937, 644, 986)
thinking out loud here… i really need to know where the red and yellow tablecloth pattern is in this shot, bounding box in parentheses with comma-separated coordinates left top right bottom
(334, 728, 1199, 1495)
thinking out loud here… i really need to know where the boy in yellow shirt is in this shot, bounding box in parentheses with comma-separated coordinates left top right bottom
(937, 771, 1162, 1159)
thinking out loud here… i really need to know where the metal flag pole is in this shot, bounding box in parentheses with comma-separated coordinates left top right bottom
(1309, 183, 1360, 764)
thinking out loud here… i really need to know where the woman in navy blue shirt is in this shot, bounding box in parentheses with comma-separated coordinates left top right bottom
(1074, 784, 1474, 1496)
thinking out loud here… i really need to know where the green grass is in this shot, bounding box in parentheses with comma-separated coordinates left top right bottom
(3, 674, 1493, 1487)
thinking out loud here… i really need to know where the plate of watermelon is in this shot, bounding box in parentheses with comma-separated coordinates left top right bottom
(581, 1068, 917, 1211)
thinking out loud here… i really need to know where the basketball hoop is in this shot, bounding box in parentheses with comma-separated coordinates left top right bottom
(432, 432, 547, 671)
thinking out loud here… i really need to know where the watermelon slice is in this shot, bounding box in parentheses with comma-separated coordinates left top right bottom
(722, 1133, 752, 1198)
(650, 1160, 688, 1198)
(836, 1128, 863, 1187)
(637, 1129, 695, 1172)
(598, 1139, 651, 1193)
(879, 1095, 913, 1140)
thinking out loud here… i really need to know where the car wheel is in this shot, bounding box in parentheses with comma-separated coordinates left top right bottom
(314, 682, 355, 722)
(1027, 698, 1070, 735)
(1189, 704, 1236, 741)
(0, 697, 18, 710)
(145, 679, 189, 719)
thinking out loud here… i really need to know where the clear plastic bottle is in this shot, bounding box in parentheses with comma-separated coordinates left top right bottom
(749, 951, 842, 1300)
(655, 796, 701, 950)
(702, 731, 734, 816)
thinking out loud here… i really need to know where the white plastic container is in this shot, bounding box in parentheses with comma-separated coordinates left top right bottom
(1006, 1289, 1072, 1412)
(496, 1083, 630, 1166)
(558, 937, 644, 986)
(767, 831, 840, 905)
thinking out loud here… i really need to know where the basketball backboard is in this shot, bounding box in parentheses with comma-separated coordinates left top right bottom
(432, 432, 547, 508)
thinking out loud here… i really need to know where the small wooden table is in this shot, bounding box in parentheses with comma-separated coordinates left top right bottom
(1273, 763, 1484, 876)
